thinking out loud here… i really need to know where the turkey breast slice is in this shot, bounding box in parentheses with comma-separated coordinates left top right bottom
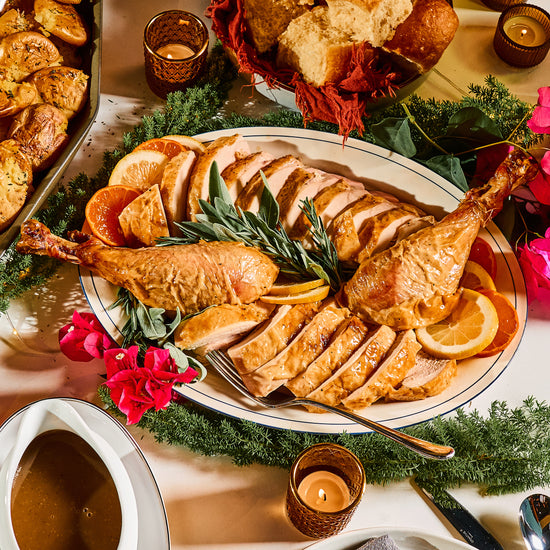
(174, 302, 274, 356)
(285, 316, 369, 397)
(187, 134, 250, 220)
(241, 301, 349, 397)
(227, 301, 321, 375)
(235, 155, 303, 213)
(305, 324, 396, 409)
(341, 329, 421, 410)
(385, 351, 457, 401)
(221, 150, 274, 203)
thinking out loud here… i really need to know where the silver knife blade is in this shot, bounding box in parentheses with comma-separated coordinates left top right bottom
(413, 480, 504, 550)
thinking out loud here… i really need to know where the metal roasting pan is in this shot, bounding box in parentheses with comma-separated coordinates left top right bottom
(0, 0, 102, 258)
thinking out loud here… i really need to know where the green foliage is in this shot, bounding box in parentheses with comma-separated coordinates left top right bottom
(100, 387, 550, 494)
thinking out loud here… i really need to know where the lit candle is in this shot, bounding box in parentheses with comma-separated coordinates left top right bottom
(297, 471, 351, 513)
(503, 16, 548, 47)
(156, 43, 195, 60)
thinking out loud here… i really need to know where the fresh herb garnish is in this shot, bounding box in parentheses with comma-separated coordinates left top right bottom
(160, 162, 344, 290)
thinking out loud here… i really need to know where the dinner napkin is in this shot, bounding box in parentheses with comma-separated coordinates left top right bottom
(356, 534, 401, 550)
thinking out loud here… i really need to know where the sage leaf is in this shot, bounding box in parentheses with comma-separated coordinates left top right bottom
(258, 172, 280, 229)
(425, 155, 469, 192)
(208, 160, 233, 204)
(371, 117, 417, 158)
(137, 306, 168, 339)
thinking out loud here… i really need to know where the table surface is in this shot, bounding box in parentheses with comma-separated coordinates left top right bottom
(1, 1, 549, 549)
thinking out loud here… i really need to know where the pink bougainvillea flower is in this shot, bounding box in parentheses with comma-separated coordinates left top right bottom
(474, 144, 514, 184)
(528, 151, 550, 206)
(518, 226, 550, 302)
(59, 311, 115, 362)
(527, 87, 550, 134)
(104, 346, 198, 424)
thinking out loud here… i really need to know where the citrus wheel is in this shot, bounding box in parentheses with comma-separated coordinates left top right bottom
(415, 288, 499, 360)
(133, 138, 189, 159)
(460, 260, 497, 291)
(85, 185, 141, 246)
(476, 289, 519, 357)
(108, 149, 169, 191)
(162, 134, 206, 154)
(468, 236, 497, 280)
(269, 278, 326, 296)
(260, 284, 330, 304)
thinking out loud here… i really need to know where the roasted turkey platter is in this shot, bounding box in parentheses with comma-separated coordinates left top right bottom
(63, 128, 529, 434)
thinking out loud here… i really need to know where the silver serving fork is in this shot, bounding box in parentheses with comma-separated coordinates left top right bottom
(206, 350, 455, 460)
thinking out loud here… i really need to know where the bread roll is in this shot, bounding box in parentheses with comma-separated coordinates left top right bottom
(382, 0, 459, 73)
(277, 6, 354, 87)
(243, 0, 313, 54)
(326, 0, 413, 47)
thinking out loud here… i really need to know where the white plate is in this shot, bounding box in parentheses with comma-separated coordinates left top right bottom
(80, 127, 527, 434)
(304, 526, 475, 550)
(0, 398, 170, 549)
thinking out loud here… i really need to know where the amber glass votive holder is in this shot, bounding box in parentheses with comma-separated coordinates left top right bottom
(286, 443, 365, 539)
(493, 4, 550, 67)
(143, 10, 209, 99)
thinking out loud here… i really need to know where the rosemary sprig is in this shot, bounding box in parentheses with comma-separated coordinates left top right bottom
(160, 163, 344, 290)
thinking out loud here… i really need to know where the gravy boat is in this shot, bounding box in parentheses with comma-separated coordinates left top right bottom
(0, 399, 139, 549)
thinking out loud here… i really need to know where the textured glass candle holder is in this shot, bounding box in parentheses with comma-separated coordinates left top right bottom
(286, 443, 365, 539)
(481, 0, 525, 11)
(143, 10, 208, 99)
(493, 4, 550, 67)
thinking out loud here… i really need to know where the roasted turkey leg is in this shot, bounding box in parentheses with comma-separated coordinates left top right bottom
(16, 220, 279, 315)
(339, 150, 538, 330)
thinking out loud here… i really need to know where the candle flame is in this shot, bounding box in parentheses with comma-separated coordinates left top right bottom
(318, 489, 327, 502)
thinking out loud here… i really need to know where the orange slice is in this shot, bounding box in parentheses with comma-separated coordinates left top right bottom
(460, 261, 497, 292)
(85, 185, 141, 246)
(415, 288, 499, 360)
(468, 236, 497, 280)
(476, 289, 519, 357)
(260, 284, 330, 304)
(162, 134, 206, 154)
(134, 138, 190, 159)
(108, 149, 169, 192)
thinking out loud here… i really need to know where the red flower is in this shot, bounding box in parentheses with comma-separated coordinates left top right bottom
(104, 346, 198, 424)
(518, 227, 550, 303)
(59, 311, 115, 362)
(527, 87, 550, 134)
(528, 151, 550, 206)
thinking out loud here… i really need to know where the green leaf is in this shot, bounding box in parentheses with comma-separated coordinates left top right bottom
(447, 106, 503, 142)
(137, 305, 168, 339)
(371, 117, 417, 158)
(208, 161, 234, 205)
(257, 172, 280, 229)
(425, 155, 469, 192)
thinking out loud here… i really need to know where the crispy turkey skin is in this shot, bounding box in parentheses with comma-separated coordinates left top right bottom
(16, 220, 279, 314)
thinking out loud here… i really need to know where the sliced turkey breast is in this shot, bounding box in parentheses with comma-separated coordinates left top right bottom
(342, 329, 421, 409)
(174, 302, 275, 356)
(327, 194, 398, 262)
(227, 301, 321, 375)
(290, 180, 367, 240)
(394, 215, 436, 243)
(235, 155, 303, 213)
(187, 134, 250, 220)
(386, 351, 457, 401)
(241, 301, 350, 396)
(221, 151, 274, 203)
(285, 315, 369, 397)
(355, 205, 424, 263)
(305, 324, 396, 409)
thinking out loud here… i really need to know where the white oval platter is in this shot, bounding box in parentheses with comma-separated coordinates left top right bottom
(80, 127, 527, 434)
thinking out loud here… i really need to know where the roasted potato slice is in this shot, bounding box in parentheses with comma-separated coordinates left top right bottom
(0, 138, 33, 232)
(34, 0, 88, 46)
(0, 9, 30, 38)
(27, 65, 88, 118)
(0, 80, 38, 117)
(0, 30, 60, 81)
(8, 103, 69, 171)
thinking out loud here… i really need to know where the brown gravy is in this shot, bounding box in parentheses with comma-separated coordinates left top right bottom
(11, 429, 122, 550)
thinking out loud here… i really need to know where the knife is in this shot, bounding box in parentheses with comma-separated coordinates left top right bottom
(412, 480, 504, 550)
